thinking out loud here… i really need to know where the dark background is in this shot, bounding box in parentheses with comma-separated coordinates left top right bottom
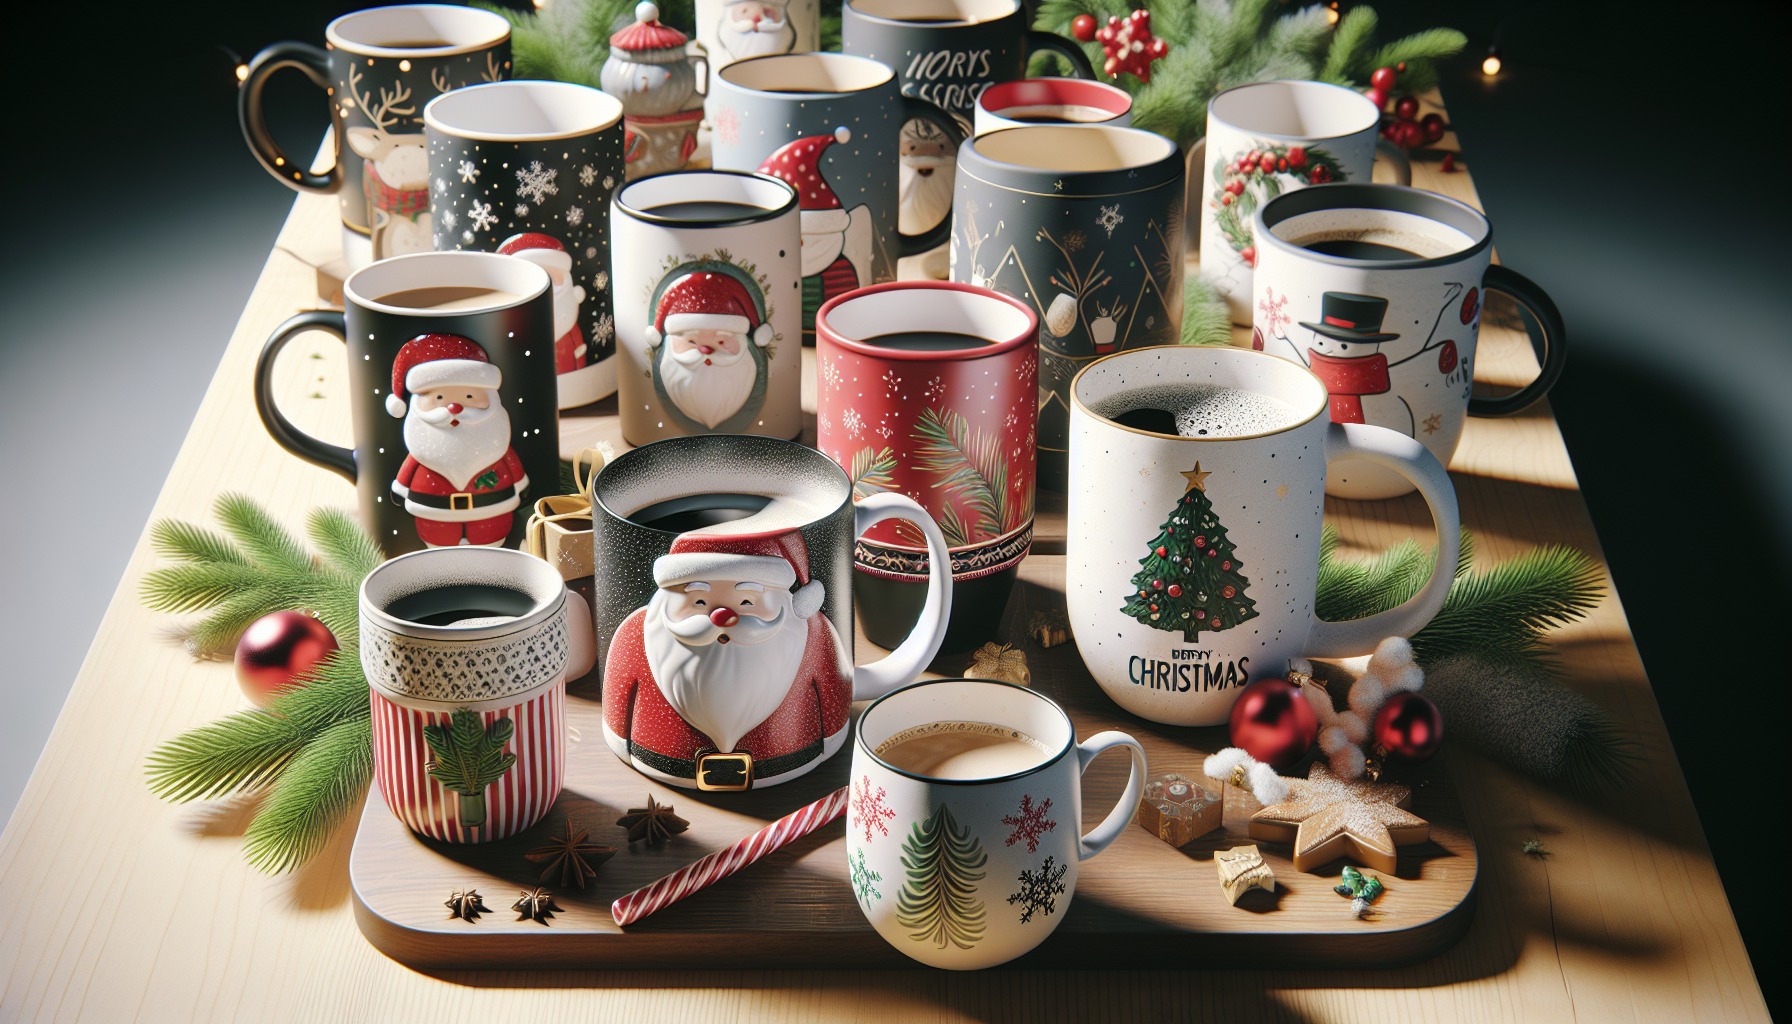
(1, 1, 1783, 1009)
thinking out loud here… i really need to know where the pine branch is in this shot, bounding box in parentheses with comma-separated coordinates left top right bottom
(1412, 546, 1604, 666)
(310, 507, 382, 580)
(216, 493, 312, 575)
(912, 408, 1005, 540)
(140, 564, 271, 615)
(1180, 274, 1233, 346)
(150, 521, 249, 566)
(1320, 6, 1379, 84)
(242, 716, 373, 873)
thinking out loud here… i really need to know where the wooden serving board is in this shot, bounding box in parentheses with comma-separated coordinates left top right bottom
(349, 557, 1476, 969)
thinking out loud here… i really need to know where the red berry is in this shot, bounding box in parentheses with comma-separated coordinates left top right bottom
(1259, 155, 1277, 173)
(1156, 545, 1168, 557)
(1438, 339, 1458, 374)
(1401, 121, 1426, 149)
(1370, 67, 1398, 91)
(1222, 585, 1236, 598)
(1225, 179, 1245, 195)
(1240, 246, 1256, 267)
(1167, 584, 1183, 598)
(1441, 153, 1456, 173)
(1363, 87, 1389, 110)
(1207, 548, 1218, 558)
(1460, 286, 1479, 324)
(1071, 13, 1096, 41)
(1421, 113, 1446, 141)
(1277, 157, 1288, 172)
(1153, 579, 1164, 590)
(1149, 604, 1158, 612)
(1396, 61, 1407, 72)
(1194, 536, 1206, 547)
(1195, 610, 1206, 619)
(1395, 95, 1420, 121)
(1211, 618, 1222, 628)
(1222, 560, 1231, 570)
(1287, 146, 1306, 168)
(1221, 193, 1234, 206)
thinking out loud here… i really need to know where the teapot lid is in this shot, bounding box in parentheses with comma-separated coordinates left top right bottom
(611, 2, 688, 51)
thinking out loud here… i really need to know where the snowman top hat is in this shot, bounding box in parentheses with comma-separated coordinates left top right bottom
(1300, 292, 1401, 343)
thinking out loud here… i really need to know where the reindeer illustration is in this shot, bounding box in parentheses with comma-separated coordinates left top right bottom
(347, 65, 431, 260)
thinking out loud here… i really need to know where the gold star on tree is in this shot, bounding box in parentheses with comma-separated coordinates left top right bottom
(617, 795, 690, 845)
(1246, 762, 1430, 873)
(525, 819, 617, 889)
(1181, 462, 1212, 492)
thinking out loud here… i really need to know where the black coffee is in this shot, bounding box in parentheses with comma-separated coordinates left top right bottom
(1112, 406, 1178, 435)
(385, 584, 536, 626)
(1301, 239, 1422, 261)
(629, 492, 773, 533)
(1002, 113, 1076, 124)
(862, 330, 992, 352)
(645, 201, 767, 221)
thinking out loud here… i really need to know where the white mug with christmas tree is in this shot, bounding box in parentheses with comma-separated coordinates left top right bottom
(1065, 345, 1460, 727)
(848, 678, 1145, 969)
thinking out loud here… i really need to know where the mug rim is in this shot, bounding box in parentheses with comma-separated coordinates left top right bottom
(1206, 78, 1380, 144)
(856, 677, 1075, 787)
(359, 545, 569, 643)
(422, 81, 623, 141)
(1069, 344, 1330, 443)
(592, 434, 854, 539)
(613, 169, 800, 228)
(343, 250, 550, 317)
(717, 51, 895, 96)
(816, 281, 1039, 362)
(325, 4, 511, 58)
(976, 77, 1133, 125)
(1255, 182, 1495, 270)
(958, 125, 1183, 197)
(843, 0, 1021, 28)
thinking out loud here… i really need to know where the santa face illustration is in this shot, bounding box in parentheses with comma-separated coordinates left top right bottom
(717, 0, 795, 60)
(646, 270, 775, 432)
(757, 127, 873, 331)
(898, 117, 955, 237)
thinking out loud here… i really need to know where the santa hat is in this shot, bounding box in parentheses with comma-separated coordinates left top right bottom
(757, 127, 852, 235)
(654, 529, 825, 620)
(384, 333, 501, 418)
(496, 232, 572, 276)
(645, 271, 774, 349)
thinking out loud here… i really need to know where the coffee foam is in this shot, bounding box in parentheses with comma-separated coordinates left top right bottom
(1092, 382, 1303, 439)
(1271, 208, 1476, 259)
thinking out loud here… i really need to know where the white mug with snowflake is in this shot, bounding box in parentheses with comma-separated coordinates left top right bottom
(848, 678, 1145, 970)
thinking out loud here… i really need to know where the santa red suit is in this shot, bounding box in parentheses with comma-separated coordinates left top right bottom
(384, 334, 530, 548)
(497, 232, 613, 409)
(602, 530, 852, 790)
(758, 127, 872, 333)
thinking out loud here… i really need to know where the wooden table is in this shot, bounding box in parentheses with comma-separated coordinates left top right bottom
(0, 96, 1768, 1022)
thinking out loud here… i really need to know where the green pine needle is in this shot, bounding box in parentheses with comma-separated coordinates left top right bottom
(1180, 274, 1233, 347)
(242, 716, 373, 873)
(150, 520, 250, 566)
(144, 710, 307, 802)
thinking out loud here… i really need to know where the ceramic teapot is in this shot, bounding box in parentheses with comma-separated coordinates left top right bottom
(601, 3, 707, 179)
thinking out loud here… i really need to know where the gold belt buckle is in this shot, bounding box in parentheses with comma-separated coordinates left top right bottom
(696, 751, 754, 791)
(450, 492, 474, 511)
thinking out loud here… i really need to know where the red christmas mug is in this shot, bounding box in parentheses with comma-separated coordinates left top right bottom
(817, 281, 1039, 653)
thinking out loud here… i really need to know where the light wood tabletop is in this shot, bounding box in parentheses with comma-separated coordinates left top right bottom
(0, 94, 1768, 1022)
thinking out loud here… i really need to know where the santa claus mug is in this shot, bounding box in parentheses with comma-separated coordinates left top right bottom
(1065, 345, 1460, 727)
(1251, 183, 1568, 499)
(424, 81, 627, 410)
(254, 250, 560, 557)
(591, 435, 954, 790)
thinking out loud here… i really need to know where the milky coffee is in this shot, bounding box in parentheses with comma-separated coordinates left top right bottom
(1090, 382, 1303, 439)
(875, 721, 1052, 780)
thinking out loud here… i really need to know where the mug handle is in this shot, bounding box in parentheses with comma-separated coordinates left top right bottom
(1467, 264, 1568, 417)
(1023, 30, 1097, 80)
(1374, 138, 1413, 185)
(1075, 731, 1147, 861)
(850, 492, 954, 701)
(238, 42, 341, 194)
(253, 310, 358, 483)
(896, 96, 969, 257)
(1183, 135, 1207, 249)
(1304, 422, 1461, 657)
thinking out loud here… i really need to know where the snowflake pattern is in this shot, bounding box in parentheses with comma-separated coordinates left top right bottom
(1002, 794, 1056, 853)
(842, 408, 865, 435)
(592, 312, 615, 342)
(924, 376, 947, 401)
(515, 203, 530, 217)
(1007, 856, 1067, 924)
(585, 246, 598, 259)
(852, 775, 896, 843)
(714, 105, 742, 146)
(462, 229, 474, 243)
(1258, 287, 1291, 336)
(458, 160, 480, 183)
(851, 848, 882, 906)
(440, 207, 458, 230)
(516, 160, 560, 203)
(566, 205, 585, 227)
(822, 360, 843, 392)
(1096, 204, 1124, 238)
(882, 369, 902, 397)
(433, 177, 448, 196)
(578, 164, 598, 186)
(467, 200, 497, 232)
(591, 270, 609, 291)
(876, 423, 894, 439)
(603, 174, 616, 190)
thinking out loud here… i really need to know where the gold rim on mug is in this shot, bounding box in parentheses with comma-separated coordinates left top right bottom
(1068, 344, 1330, 443)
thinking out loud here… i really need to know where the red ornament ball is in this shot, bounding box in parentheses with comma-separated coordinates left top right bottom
(1394, 95, 1420, 121)
(234, 611, 338, 708)
(1369, 66, 1398, 91)
(1362, 87, 1389, 110)
(1221, 585, 1236, 598)
(1373, 691, 1444, 763)
(1156, 545, 1168, 556)
(1071, 12, 1097, 41)
(1229, 677, 1317, 768)
(1167, 584, 1183, 597)
(1153, 578, 1164, 590)
(1421, 112, 1446, 142)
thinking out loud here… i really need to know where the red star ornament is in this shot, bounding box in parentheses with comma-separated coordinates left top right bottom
(1095, 9, 1169, 83)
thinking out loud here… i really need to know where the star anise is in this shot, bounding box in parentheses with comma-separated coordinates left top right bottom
(444, 888, 488, 922)
(513, 886, 561, 923)
(525, 819, 617, 888)
(617, 794, 689, 844)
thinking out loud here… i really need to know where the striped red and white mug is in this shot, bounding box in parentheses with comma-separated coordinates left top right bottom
(359, 546, 570, 842)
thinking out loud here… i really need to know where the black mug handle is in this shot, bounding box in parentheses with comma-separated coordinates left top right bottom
(1467, 264, 1569, 417)
(238, 42, 341, 194)
(897, 96, 969, 256)
(255, 311, 358, 483)
(1024, 30, 1097, 79)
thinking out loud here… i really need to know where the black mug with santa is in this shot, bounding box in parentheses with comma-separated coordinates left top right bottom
(254, 250, 561, 557)
(590, 434, 954, 791)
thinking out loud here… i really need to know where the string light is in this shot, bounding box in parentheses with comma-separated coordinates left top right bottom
(235, 64, 248, 82)
(1326, 2, 1340, 26)
(1481, 46, 1502, 76)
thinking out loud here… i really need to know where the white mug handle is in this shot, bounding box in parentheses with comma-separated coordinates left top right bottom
(851, 492, 954, 701)
(1305, 422, 1461, 656)
(1076, 731, 1147, 861)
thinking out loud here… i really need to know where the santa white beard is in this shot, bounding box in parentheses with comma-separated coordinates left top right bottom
(718, 16, 794, 59)
(899, 154, 955, 235)
(551, 277, 586, 339)
(800, 227, 846, 277)
(402, 399, 512, 489)
(642, 588, 809, 754)
(658, 338, 758, 428)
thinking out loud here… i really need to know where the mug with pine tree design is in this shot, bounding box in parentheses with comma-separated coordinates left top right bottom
(1065, 345, 1460, 726)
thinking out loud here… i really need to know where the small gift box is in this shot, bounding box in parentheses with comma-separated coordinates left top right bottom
(523, 447, 608, 583)
(1137, 772, 1222, 847)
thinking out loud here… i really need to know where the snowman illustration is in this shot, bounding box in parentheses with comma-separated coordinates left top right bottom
(1290, 292, 1410, 432)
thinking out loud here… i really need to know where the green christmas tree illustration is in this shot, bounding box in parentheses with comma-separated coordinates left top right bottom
(1120, 462, 1258, 641)
(895, 803, 988, 950)
(423, 708, 517, 835)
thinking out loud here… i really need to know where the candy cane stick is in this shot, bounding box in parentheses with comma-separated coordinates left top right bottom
(611, 786, 849, 927)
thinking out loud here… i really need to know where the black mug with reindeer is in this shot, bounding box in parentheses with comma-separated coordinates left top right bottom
(238, 5, 511, 270)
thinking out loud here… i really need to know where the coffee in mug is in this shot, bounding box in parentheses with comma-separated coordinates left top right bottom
(874, 721, 1051, 779)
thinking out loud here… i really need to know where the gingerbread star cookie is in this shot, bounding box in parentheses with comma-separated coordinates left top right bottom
(1247, 762, 1429, 873)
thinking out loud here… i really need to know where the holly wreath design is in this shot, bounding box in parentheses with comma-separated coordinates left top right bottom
(1210, 143, 1349, 268)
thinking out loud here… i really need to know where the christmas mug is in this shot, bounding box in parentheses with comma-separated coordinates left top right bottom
(1251, 182, 1568, 499)
(815, 281, 1039, 655)
(238, 4, 512, 270)
(695, 0, 822, 75)
(590, 434, 953, 790)
(254, 250, 560, 557)
(1065, 345, 1460, 727)
(608, 169, 804, 446)
(707, 52, 967, 340)
(1194, 79, 1412, 324)
(847, 678, 1146, 970)
(360, 545, 569, 843)
(424, 81, 627, 410)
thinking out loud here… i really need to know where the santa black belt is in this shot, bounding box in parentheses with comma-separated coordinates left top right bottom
(629, 739, 823, 791)
(397, 483, 518, 510)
